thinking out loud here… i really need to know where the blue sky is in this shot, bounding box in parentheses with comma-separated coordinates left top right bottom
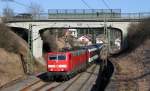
(0, 0, 150, 15)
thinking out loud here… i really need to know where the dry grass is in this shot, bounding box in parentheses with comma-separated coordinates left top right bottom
(0, 48, 24, 87)
(109, 18, 150, 91)
(0, 23, 25, 87)
(0, 23, 32, 87)
(127, 18, 150, 51)
(0, 24, 19, 53)
(33, 60, 46, 73)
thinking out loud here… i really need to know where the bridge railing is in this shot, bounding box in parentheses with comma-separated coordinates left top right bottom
(120, 13, 150, 20)
(4, 9, 150, 21)
(48, 9, 121, 14)
(47, 9, 121, 19)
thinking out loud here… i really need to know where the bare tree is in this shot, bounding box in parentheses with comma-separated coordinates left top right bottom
(3, 7, 14, 18)
(28, 2, 43, 19)
(1, 0, 14, 17)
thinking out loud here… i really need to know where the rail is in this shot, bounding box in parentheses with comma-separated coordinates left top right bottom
(3, 9, 150, 21)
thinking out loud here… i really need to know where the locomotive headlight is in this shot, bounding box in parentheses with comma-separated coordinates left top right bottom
(61, 69, 64, 71)
(50, 69, 53, 71)
(48, 65, 55, 68)
(58, 65, 67, 68)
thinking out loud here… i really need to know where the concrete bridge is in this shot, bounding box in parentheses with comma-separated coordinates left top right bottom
(5, 9, 149, 59)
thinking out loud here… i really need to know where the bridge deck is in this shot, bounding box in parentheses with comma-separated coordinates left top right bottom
(4, 9, 150, 22)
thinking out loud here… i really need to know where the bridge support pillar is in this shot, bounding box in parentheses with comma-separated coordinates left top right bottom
(31, 26, 43, 58)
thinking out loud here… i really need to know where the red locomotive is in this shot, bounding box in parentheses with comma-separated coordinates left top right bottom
(47, 44, 103, 80)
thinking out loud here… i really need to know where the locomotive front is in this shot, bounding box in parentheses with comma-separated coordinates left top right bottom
(47, 52, 71, 76)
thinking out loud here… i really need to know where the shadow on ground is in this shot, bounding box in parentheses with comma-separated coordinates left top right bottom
(37, 72, 73, 82)
(91, 60, 114, 91)
(37, 72, 51, 82)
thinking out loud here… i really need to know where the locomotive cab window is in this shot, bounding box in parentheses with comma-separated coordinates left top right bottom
(49, 55, 66, 60)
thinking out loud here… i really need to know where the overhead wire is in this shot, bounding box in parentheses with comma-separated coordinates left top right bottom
(98, 0, 111, 59)
(96, 0, 110, 9)
(80, 0, 93, 9)
(0, 0, 31, 15)
(101, 0, 110, 9)
(12, 0, 30, 8)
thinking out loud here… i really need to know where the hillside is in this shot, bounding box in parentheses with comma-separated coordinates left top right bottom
(106, 18, 150, 91)
(0, 23, 45, 87)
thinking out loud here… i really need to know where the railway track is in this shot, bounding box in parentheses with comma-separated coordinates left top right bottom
(41, 64, 98, 91)
(19, 64, 100, 91)
(51, 64, 99, 91)
(79, 65, 99, 91)
(20, 80, 51, 91)
(0, 62, 102, 91)
(62, 64, 96, 91)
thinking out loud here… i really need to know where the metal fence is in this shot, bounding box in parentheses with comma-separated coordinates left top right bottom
(48, 9, 121, 14)
(4, 9, 150, 21)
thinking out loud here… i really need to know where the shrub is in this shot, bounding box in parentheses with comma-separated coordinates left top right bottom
(127, 18, 150, 51)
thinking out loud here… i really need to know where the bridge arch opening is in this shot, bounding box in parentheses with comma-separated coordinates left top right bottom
(9, 27, 28, 42)
(39, 28, 68, 54)
(106, 27, 123, 54)
(39, 27, 123, 55)
(39, 27, 105, 54)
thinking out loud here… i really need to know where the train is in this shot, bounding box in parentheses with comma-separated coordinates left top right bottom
(47, 44, 103, 80)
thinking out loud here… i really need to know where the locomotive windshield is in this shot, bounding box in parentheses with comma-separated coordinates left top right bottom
(49, 55, 66, 60)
